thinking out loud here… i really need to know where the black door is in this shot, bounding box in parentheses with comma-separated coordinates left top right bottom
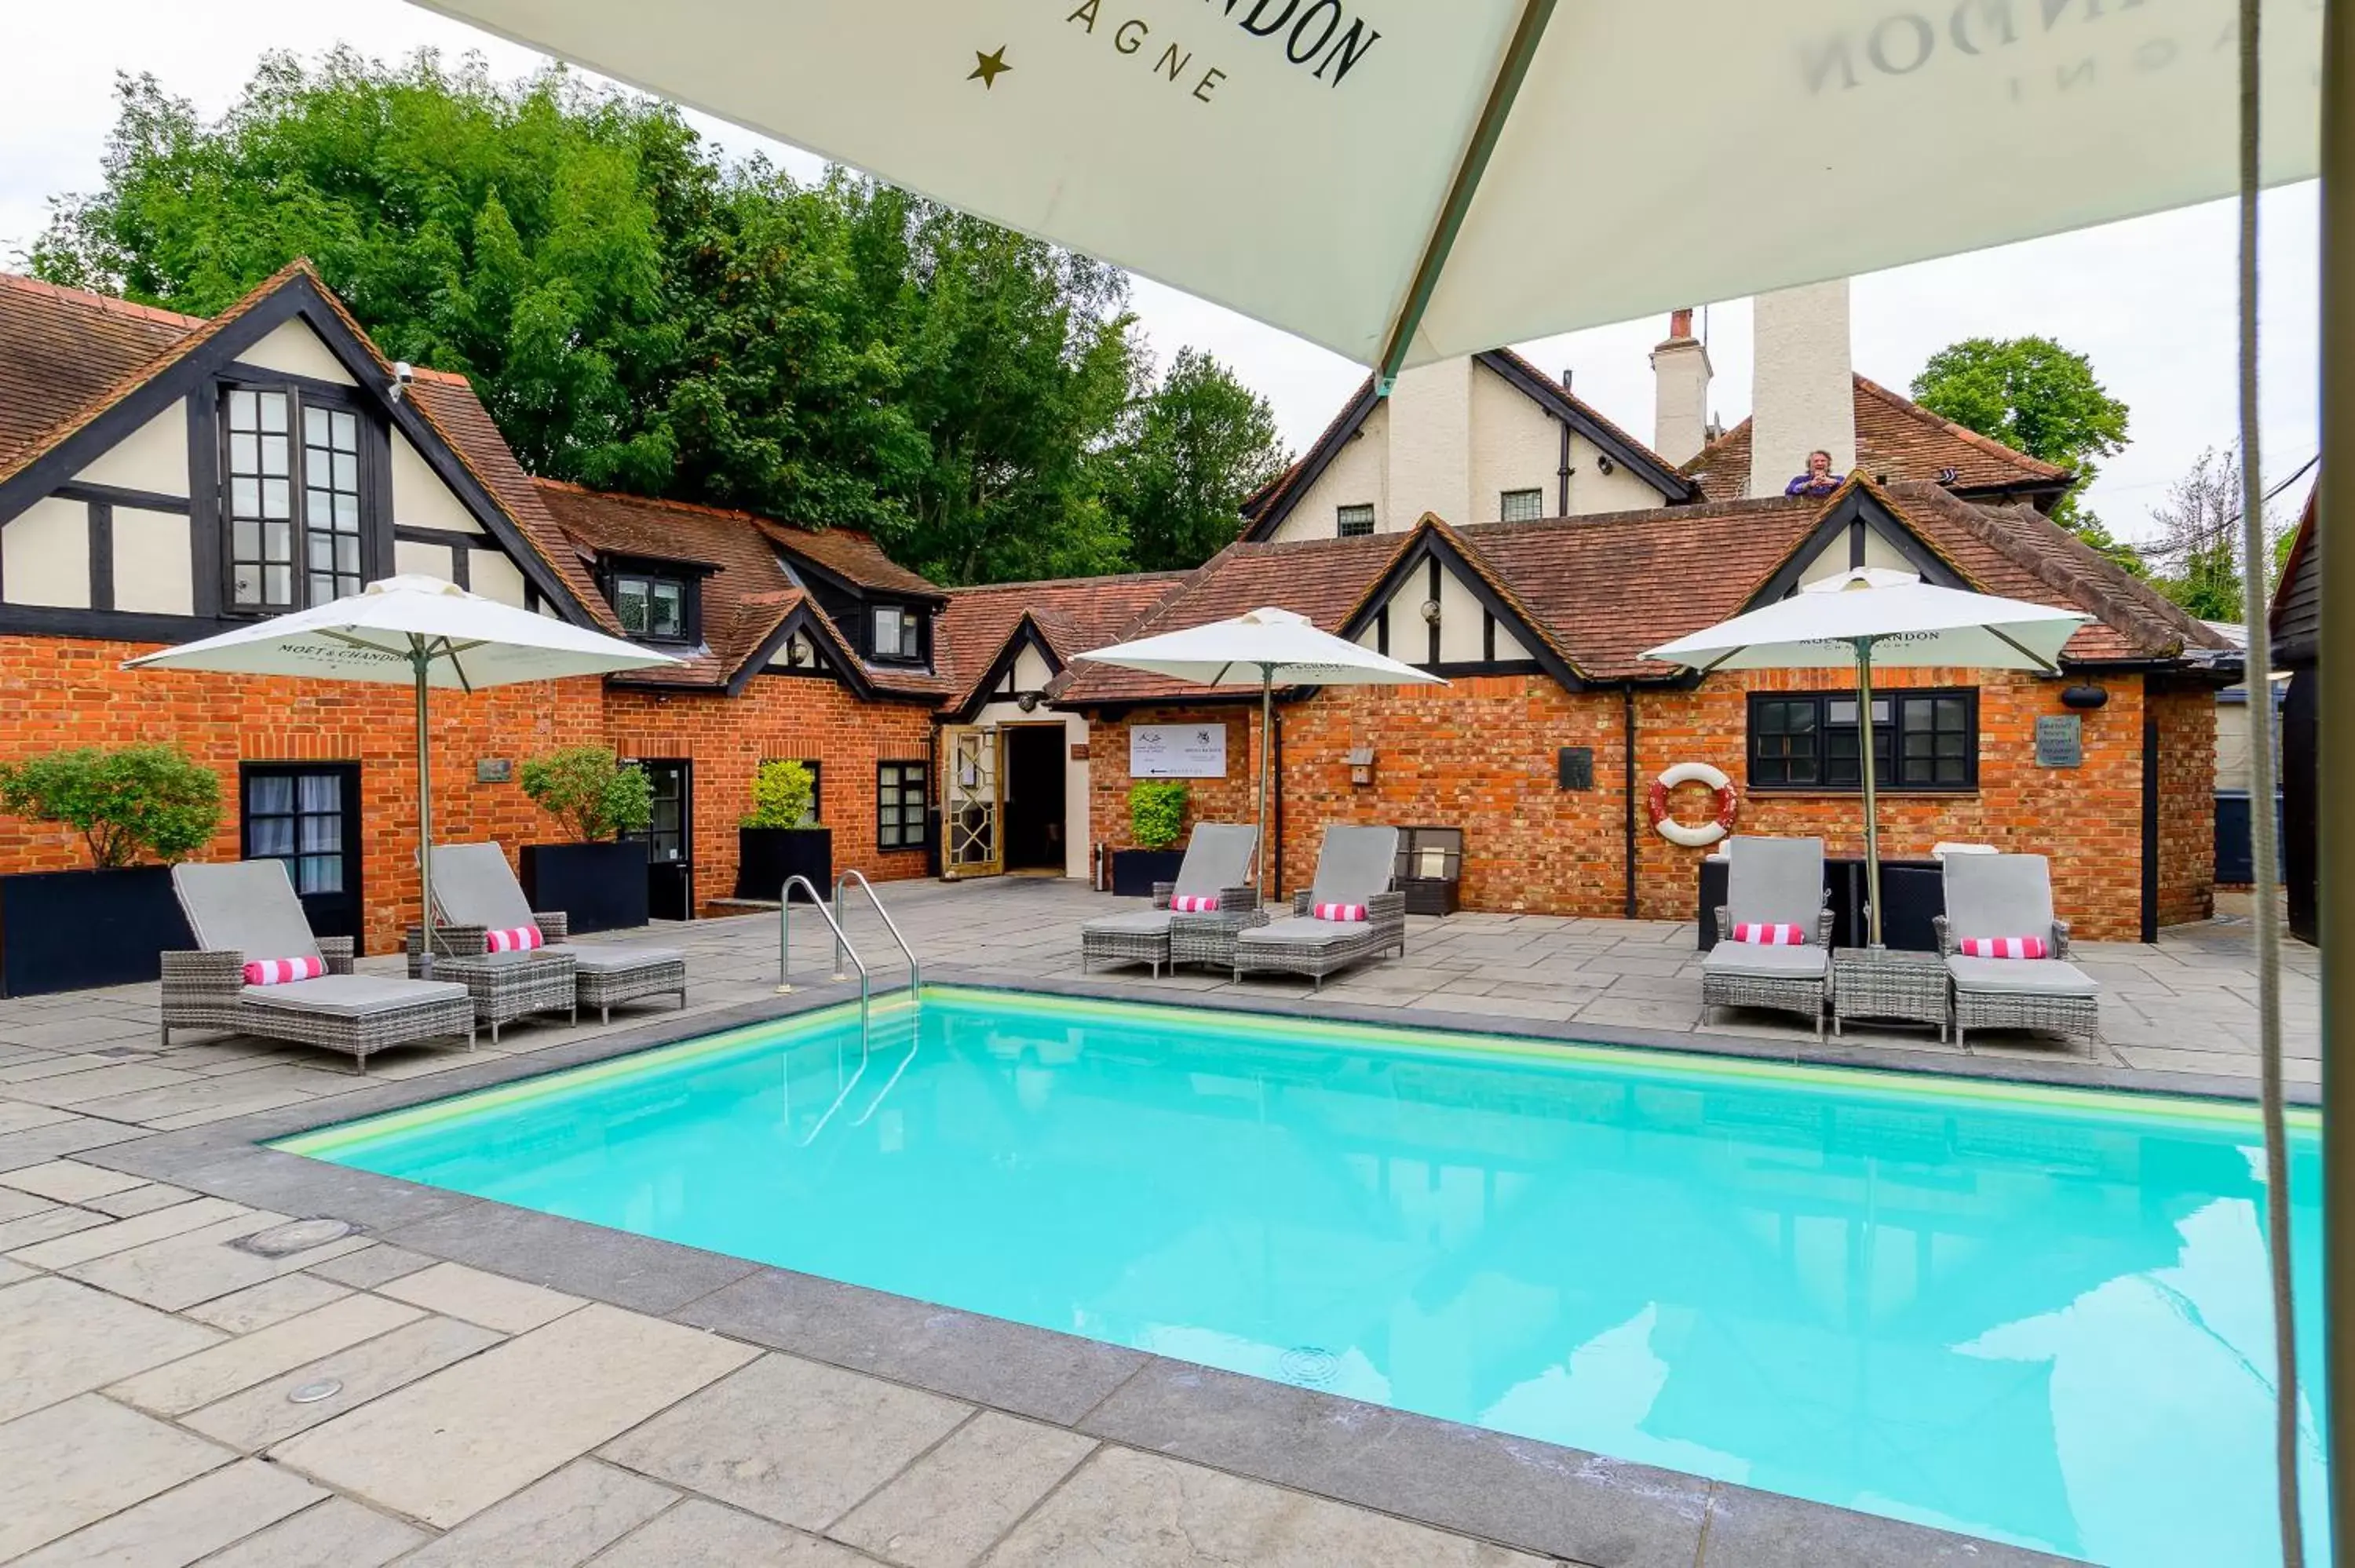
(241, 763, 363, 949)
(1002, 726, 1066, 873)
(632, 759, 693, 921)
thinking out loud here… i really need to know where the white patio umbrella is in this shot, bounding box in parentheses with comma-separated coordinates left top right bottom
(124, 575, 677, 969)
(1642, 568, 2086, 947)
(1077, 607, 1444, 897)
(407, 0, 2320, 383)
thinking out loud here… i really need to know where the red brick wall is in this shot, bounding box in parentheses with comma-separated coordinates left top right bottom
(0, 636, 606, 954)
(1084, 708, 1261, 866)
(604, 675, 935, 913)
(2152, 681, 2218, 926)
(1088, 668, 2210, 941)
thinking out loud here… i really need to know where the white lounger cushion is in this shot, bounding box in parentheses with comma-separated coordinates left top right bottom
(242, 975, 470, 1016)
(1703, 943, 1827, 979)
(1237, 917, 1364, 950)
(554, 944, 684, 974)
(1082, 909, 1173, 937)
(1945, 956, 2100, 997)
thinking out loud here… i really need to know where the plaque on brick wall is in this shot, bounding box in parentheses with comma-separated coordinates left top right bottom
(2035, 716, 2082, 768)
(476, 757, 513, 783)
(1557, 746, 1594, 790)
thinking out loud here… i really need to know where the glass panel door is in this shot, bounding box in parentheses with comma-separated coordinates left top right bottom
(943, 727, 1002, 880)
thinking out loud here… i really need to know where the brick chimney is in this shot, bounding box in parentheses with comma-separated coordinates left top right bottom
(1649, 308, 1711, 467)
(1747, 279, 1857, 499)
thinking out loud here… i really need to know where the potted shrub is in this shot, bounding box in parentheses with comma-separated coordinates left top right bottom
(735, 760, 831, 905)
(0, 746, 220, 996)
(517, 746, 654, 933)
(1110, 780, 1189, 897)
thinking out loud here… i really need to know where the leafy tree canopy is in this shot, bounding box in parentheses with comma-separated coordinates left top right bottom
(31, 50, 1287, 584)
(1909, 335, 2142, 573)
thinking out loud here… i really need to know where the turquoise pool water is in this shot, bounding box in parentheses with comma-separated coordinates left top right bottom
(283, 986, 2325, 1564)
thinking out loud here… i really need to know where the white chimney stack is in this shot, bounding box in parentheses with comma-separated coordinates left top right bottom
(1649, 308, 1712, 467)
(1384, 356, 1474, 527)
(1747, 279, 1857, 499)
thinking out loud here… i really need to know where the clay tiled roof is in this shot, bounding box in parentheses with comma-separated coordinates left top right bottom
(1681, 374, 2071, 507)
(1238, 377, 1373, 531)
(937, 571, 1188, 712)
(1059, 480, 2223, 702)
(531, 480, 952, 698)
(753, 518, 944, 601)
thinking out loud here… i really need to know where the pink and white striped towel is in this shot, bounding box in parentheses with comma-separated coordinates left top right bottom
(1959, 935, 2048, 960)
(1312, 903, 1368, 922)
(1170, 894, 1220, 913)
(243, 956, 325, 986)
(484, 924, 544, 953)
(1729, 922, 1806, 946)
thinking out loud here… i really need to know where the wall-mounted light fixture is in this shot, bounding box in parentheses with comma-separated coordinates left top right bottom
(1419, 599, 1442, 626)
(1595, 453, 1616, 476)
(785, 640, 808, 667)
(389, 362, 414, 403)
(2061, 684, 2109, 710)
(1016, 691, 1041, 713)
(1346, 746, 1375, 787)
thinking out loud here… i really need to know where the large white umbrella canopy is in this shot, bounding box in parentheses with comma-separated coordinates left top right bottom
(125, 575, 677, 964)
(1079, 607, 1443, 895)
(408, 0, 2320, 380)
(1643, 568, 2087, 946)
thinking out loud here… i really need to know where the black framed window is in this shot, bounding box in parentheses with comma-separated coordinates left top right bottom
(1747, 688, 1977, 791)
(1336, 504, 1375, 538)
(222, 385, 369, 613)
(1499, 487, 1543, 523)
(872, 604, 918, 661)
(613, 572, 689, 641)
(243, 770, 347, 895)
(878, 760, 929, 850)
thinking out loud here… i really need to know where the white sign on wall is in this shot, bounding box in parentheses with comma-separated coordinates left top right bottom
(1130, 724, 1227, 779)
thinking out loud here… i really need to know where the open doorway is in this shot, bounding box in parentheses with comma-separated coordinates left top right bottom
(1002, 724, 1068, 874)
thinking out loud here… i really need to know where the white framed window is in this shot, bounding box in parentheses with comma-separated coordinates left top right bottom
(873, 604, 916, 660)
(223, 386, 367, 611)
(1500, 488, 1543, 523)
(1336, 504, 1375, 538)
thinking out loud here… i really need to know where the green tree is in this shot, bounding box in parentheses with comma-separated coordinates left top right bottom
(1909, 336, 2142, 572)
(1106, 348, 1289, 572)
(29, 50, 1291, 585)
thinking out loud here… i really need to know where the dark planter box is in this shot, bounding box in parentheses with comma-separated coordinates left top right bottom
(736, 827, 832, 904)
(0, 864, 192, 998)
(1111, 848, 1186, 898)
(520, 841, 649, 935)
(1398, 877, 1461, 917)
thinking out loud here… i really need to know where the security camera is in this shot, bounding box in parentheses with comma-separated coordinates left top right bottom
(389, 362, 415, 403)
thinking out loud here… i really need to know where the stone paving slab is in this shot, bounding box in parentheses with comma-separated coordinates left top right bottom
(183, 1272, 353, 1334)
(109, 1291, 425, 1416)
(59, 1214, 371, 1311)
(271, 1301, 758, 1527)
(0, 1204, 107, 1252)
(603, 1498, 874, 1566)
(10, 1457, 326, 1568)
(396, 1457, 677, 1567)
(832, 1411, 1097, 1568)
(82, 1182, 199, 1218)
(0, 1158, 150, 1203)
(377, 1260, 586, 1333)
(382, 1200, 762, 1318)
(182, 1313, 504, 1451)
(0, 1275, 223, 1422)
(0, 1395, 232, 1559)
(9, 1196, 260, 1271)
(192, 1496, 428, 1568)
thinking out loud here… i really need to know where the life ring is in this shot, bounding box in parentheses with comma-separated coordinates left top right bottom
(1648, 762, 1739, 848)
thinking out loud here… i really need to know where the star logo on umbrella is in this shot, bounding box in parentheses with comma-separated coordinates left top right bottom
(969, 46, 1011, 89)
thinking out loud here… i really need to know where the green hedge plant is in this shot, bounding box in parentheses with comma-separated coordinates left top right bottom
(1128, 781, 1188, 851)
(743, 760, 818, 829)
(519, 747, 653, 842)
(0, 746, 223, 869)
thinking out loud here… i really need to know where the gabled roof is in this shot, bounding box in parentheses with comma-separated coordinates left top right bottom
(1056, 479, 2229, 705)
(936, 571, 1188, 714)
(2269, 480, 2320, 668)
(0, 264, 615, 632)
(1681, 374, 2072, 509)
(1238, 351, 1697, 542)
(754, 518, 946, 603)
(530, 480, 951, 699)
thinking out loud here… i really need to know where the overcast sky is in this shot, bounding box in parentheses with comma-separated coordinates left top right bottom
(3, 0, 2321, 543)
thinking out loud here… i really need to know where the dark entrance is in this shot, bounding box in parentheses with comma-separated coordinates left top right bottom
(1002, 725, 1067, 873)
(241, 762, 363, 949)
(631, 759, 694, 921)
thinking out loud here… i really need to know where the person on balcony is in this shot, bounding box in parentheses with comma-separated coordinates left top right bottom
(1785, 450, 1843, 498)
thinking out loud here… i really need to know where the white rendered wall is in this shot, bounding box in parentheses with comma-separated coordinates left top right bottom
(239, 318, 356, 384)
(1268, 401, 1390, 542)
(395, 538, 456, 582)
(391, 430, 485, 534)
(3, 498, 90, 607)
(1384, 358, 1473, 530)
(467, 547, 528, 607)
(111, 509, 193, 614)
(73, 407, 190, 496)
(1748, 279, 1856, 500)
(1650, 334, 1714, 467)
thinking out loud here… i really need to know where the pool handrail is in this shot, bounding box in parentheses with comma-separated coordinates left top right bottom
(833, 869, 920, 995)
(776, 876, 871, 1038)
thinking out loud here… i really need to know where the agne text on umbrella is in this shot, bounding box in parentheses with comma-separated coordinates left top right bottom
(125, 576, 677, 970)
(1075, 607, 1443, 898)
(1642, 568, 2086, 948)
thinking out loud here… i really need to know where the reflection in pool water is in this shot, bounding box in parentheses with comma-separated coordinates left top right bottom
(282, 988, 2326, 1565)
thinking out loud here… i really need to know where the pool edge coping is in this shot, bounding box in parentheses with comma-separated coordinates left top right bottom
(67, 975, 2169, 1567)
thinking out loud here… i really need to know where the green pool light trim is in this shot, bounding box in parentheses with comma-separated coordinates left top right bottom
(930, 985, 2317, 1135)
(273, 994, 898, 1157)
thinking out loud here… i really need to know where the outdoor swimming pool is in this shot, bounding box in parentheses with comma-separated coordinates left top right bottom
(280, 986, 2325, 1565)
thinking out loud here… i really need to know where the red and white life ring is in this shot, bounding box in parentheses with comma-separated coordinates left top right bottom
(1648, 762, 1739, 848)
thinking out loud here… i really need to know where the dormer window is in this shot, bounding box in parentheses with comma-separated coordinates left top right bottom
(614, 571, 688, 641)
(872, 603, 919, 662)
(221, 384, 370, 611)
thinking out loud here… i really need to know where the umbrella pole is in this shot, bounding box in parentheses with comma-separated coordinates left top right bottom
(1857, 638, 1884, 948)
(1258, 665, 1274, 903)
(412, 640, 434, 981)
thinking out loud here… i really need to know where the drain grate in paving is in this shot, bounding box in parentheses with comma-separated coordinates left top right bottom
(234, 1217, 360, 1258)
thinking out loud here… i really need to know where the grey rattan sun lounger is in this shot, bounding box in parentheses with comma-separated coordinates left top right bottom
(162, 860, 476, 1073)
(1230, 825, 1404, 989)
(1081, 824, 1261, 977)
(1934, 854, 2100, 1046)
(418, 843, 688, 1026)
(1701, 837, 1833, 1037)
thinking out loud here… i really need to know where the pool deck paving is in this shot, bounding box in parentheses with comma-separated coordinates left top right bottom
(0, 876, 2310, 1566)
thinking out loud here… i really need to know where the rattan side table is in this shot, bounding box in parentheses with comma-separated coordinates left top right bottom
(1831, 947, 1951, 1042)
